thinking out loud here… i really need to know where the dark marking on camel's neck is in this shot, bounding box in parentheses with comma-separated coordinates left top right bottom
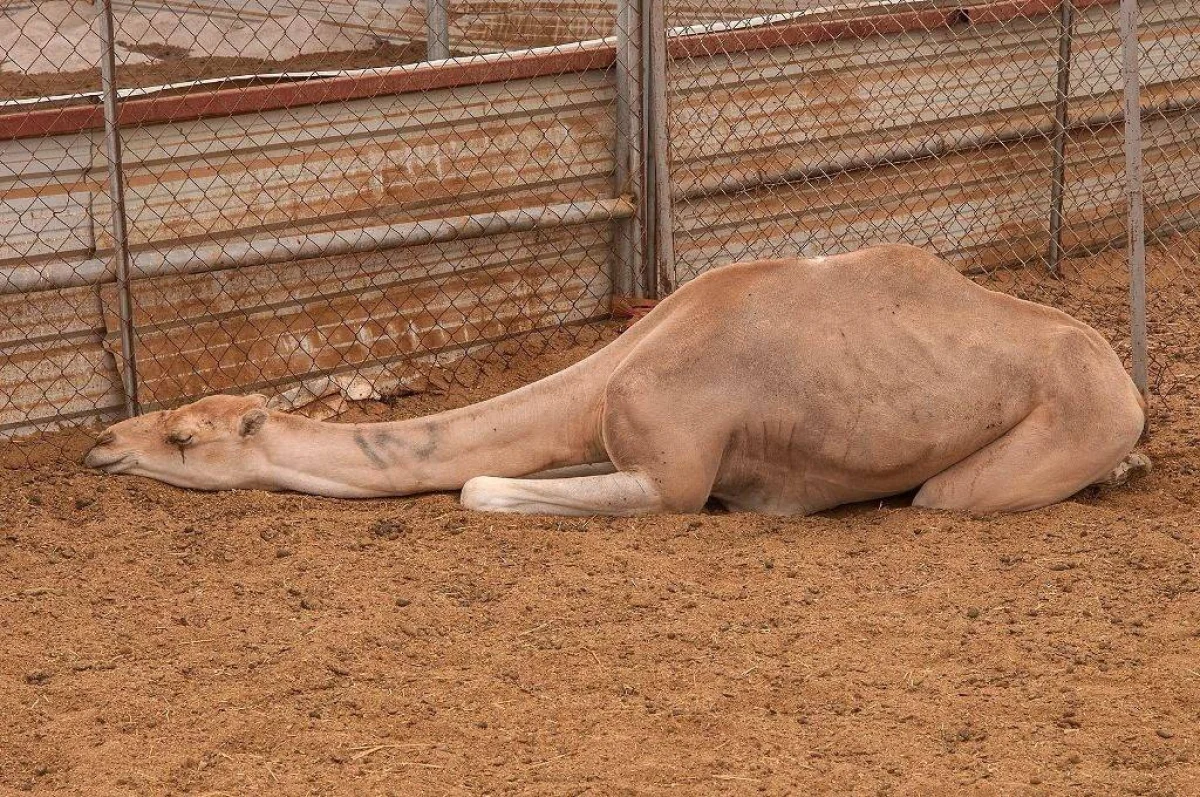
(352, 423, 440, 469)
(411, 422, 440, 460)
(353, 429, 389, 469)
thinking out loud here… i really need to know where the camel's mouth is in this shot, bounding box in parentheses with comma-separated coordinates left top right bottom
(83, 447, 133, 473)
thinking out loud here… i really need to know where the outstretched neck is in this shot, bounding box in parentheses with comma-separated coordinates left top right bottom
(251, 386, 604, 498)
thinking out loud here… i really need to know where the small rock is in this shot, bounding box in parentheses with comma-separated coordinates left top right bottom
(394, 597, 411, 607)
(25, 670, 51, 685)
(967, 607, 981, 619)
(28, 494, 42, 506)
(300, 597, 318, 610)
(74, 496, 94, 510)
(328, 664, 350, 677)
(1156, 728, 1175, 739)
(276, 547, 293, 558)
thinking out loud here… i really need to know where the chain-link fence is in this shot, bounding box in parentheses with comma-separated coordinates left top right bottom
(2, 0, 1196, 459)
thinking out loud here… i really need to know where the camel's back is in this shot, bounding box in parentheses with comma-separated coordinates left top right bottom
(627, 245, 1130, 469)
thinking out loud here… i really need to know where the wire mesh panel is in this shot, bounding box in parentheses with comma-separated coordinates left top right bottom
(1134, 0, 1200, 431)
(659, 0, 1165, 379)
(3, 0, 1200, 457)
(1, 0, 640, 453)
(0, 4, 128, 446)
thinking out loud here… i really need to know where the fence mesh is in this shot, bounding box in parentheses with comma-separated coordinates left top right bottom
(2, 0, 1199, 462)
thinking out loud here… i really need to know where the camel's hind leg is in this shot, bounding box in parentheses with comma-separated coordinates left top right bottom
(1097, 453, 1152, 486)
(460, 470, 664, 516)
(912, 403, 1141, 515)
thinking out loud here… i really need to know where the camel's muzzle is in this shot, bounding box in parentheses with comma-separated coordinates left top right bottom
(84, 442, 131, 472)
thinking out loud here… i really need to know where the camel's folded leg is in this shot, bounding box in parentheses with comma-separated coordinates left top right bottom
(460, 470, 662, 516)
(913, 404, 1140, 514)
(520, 462, 617, 480)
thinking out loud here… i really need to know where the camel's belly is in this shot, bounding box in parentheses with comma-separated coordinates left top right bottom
(709, 416, 983, 515)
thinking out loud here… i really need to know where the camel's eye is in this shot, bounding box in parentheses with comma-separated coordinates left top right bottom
(167, 432, 194, 446)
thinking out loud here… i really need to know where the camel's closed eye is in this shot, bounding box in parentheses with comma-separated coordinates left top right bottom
(167, 432, 194, 446)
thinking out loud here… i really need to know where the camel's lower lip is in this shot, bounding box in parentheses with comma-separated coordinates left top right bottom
(84, 449, 131, 472)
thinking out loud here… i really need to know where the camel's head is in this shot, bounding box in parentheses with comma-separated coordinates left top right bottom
(84, 394, 273, 490)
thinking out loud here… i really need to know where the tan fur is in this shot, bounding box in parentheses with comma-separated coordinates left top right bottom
(86, 244, 1147, 516)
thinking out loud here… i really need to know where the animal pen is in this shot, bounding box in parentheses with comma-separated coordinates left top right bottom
(1, 0, 1198, 447)
(6, 2, 1200, 794)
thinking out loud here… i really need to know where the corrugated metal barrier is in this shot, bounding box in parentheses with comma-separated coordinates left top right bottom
(2, 0, 1199, 448)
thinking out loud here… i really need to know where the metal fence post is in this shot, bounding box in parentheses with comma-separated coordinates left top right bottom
(1047, 0, 1074, 277)
(1120, 0, 1149, 403)
(426, 0, 451, 60)
(645, 0, 675, 297)
(96, 0, 141, 417)
(614, 0, 645, 300)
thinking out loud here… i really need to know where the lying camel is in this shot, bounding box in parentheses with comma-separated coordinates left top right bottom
(85, 244, 1148, 516)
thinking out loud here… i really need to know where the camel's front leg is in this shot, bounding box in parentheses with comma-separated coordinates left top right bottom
(520, 462, 617, 480)
(460, 470, 663, 516)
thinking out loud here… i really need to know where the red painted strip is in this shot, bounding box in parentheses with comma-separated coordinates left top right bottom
(0, 45, 617, 141)
(0, 0, 1123, 142)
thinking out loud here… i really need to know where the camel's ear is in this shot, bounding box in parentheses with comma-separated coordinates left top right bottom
(247, 393, 269, 408)
(239, 408, 269, 438)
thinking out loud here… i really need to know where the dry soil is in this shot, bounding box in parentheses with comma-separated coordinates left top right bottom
(2, 301, 1199, 795)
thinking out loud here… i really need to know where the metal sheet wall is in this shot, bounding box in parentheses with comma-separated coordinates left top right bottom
(667, 0, 1200, 283)
(0, 68, 617, 437)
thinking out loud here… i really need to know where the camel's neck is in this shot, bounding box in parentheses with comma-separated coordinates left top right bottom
(250, 364, 610, 498)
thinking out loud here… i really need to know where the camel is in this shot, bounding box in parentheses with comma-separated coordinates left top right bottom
(84, 244, 1149, 516)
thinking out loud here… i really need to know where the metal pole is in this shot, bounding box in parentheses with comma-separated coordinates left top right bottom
(1120, 0, 1149, 403)
(1047, 0, 1074, 277)
(2, 198, 638, 296)
(646, 0, 675, 297)
(614, 0, 645, 299)
(96, 0, 140, 417)
(426, 0, 451, 61)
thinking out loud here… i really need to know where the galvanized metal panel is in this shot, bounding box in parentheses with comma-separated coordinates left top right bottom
(0, 131, 99, 266)
(97, 222, 612, 411)
(667, 0, 1197, 199)
(100, 71, 617, 249)
(0, 285, 125, 437)
(673, 111, 1200, 283)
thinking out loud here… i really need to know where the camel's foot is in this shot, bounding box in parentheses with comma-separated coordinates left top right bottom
(1099, 452, 1152, 487)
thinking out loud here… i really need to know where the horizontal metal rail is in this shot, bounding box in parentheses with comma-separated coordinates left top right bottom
(1, 197, 635, 296)
(672, 95, 1200, 203)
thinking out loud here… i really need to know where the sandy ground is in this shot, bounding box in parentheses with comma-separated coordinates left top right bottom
(1, 1, 377, 75)
(0, 0, 429, 99)
(0, 41, 433, 100)
(2, 250, 1200, 795)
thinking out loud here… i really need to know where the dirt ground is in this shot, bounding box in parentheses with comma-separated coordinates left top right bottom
(3, 251, 1200, 795)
